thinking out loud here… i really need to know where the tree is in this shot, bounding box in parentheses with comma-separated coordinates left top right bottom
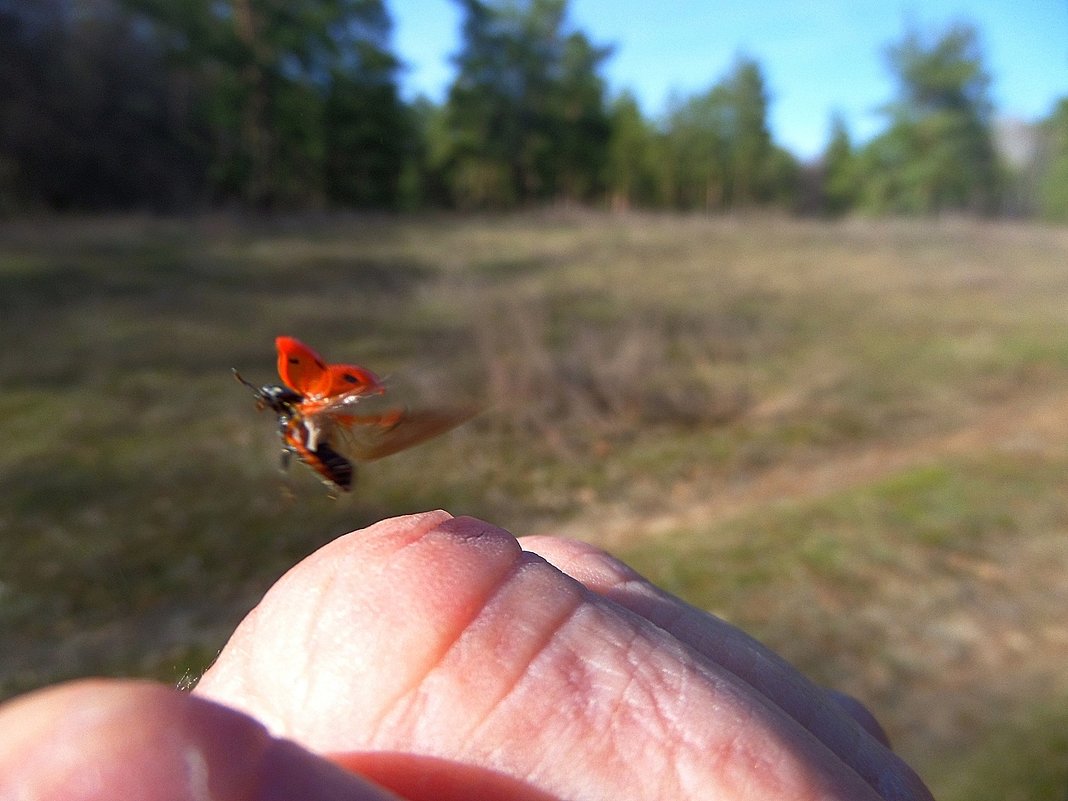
(657, 55, 786, 212)
(1037, 99, 1068, 221)
(762, 145, 801, 211)
(858, 21, 1000, 215)
(320, 9, 412, 208)
(604, 92, 658, 210)
(401, 96, 454, 209)
(442, 0, 612, 208)
(0, 0, 209, 210)
(120, 0, 409, 208)
(552, 29, 613, 202)
(821, 112, 857, 215)
(660, 85, 731, 210)
(725, 56, 773, 207)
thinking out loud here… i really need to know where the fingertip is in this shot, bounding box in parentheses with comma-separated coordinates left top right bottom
(520, 535, 645, 590)
(259, 739, 406, 801)
(436, 513, 518, 544)
(312, 511, 522, 566)
(825, 689, 892, 747)
(196, 513, 534, 749)
(332, 509, 457, 554)
(329, 752, 561, 801)
(0, 679, 401, 801)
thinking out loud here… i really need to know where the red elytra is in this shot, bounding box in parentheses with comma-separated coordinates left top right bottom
(275, 335, 385, 403)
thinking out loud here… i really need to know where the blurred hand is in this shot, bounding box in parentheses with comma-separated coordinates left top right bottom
(0, 511, 932, 801)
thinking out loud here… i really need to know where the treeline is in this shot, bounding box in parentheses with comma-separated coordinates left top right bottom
(2, 0, 1067, 218)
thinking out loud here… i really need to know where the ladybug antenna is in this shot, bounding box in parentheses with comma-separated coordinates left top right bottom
(232, 368, 259, 394)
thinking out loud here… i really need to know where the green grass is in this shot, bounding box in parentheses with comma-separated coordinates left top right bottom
(3, 212, 1068, 800)
(930, 696, 1068, 801)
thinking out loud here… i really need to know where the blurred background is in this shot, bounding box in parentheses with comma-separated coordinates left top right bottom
(2, 1, 1068, 798)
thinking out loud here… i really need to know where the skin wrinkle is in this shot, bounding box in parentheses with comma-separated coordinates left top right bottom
(493, 634, 599, 794)
(552, 603, 637, 735)
(711, 692, 869, 801)
(369, 559, 527, 748)
(620, 585, 894, 794)
(543, 600, 803, 799)
(704, 673, 885, 801)
(629, 628, 785, 800)
(504, 607, 642, 797)
(365, 511, 458, 559)
(515, 576, 746, 798)
(298, 565, 342, 729)
(395, 588, 651, 799)
(702, 699, 771, 800)
(528, 540, 907, 800)
(464, 569, 588, 746)
(367, 533, 546, 748)
(318, 514, 520, 744)
(608, 626, 691, 799)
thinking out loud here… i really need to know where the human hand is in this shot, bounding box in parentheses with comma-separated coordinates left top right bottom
(0, 511, 933, 800)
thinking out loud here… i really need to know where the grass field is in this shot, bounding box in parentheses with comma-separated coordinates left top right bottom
(2, 211, 1068, 799)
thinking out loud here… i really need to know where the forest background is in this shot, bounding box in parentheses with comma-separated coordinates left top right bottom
(3, 0, 1068, 218)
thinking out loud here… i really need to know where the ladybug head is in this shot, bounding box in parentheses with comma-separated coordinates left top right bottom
(233, 369, 303, 415)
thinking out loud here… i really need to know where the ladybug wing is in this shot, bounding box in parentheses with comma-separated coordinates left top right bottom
(275, 337, 385, 400)
(306, 396, 476, 462)
(275, 336, 329, 395)
(319, 363, 385, 400)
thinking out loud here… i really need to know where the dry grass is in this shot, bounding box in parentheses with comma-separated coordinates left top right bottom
(2, 211, 1068, 799)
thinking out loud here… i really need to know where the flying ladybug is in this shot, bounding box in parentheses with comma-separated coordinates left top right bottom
(235, 336, 474, 492)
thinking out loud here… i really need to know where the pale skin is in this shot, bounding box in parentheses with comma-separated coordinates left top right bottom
(0, 511, 933, 801)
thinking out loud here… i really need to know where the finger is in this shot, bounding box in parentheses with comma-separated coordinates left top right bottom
(330, 752, 562, 801)
(519, 535, 932, 801)
(196, 512, 899, 800)
(825, 689, 892, 745)
(0, 679, 402, 801)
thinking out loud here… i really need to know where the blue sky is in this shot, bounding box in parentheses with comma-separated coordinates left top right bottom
(388, 0, 1068, 160)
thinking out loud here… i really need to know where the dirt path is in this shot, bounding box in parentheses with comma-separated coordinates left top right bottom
(560, 384, 1068, 549)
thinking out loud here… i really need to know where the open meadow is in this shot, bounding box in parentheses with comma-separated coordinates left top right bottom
(2, 212, 1067, 799)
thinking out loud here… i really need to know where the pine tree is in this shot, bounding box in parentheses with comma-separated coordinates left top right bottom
(858, 21, 1000, 215)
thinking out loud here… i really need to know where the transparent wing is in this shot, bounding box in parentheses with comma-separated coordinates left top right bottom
(306, 395, 477, 462)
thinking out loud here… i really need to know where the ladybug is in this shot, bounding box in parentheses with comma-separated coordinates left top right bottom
(235, 336, 473, 491)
